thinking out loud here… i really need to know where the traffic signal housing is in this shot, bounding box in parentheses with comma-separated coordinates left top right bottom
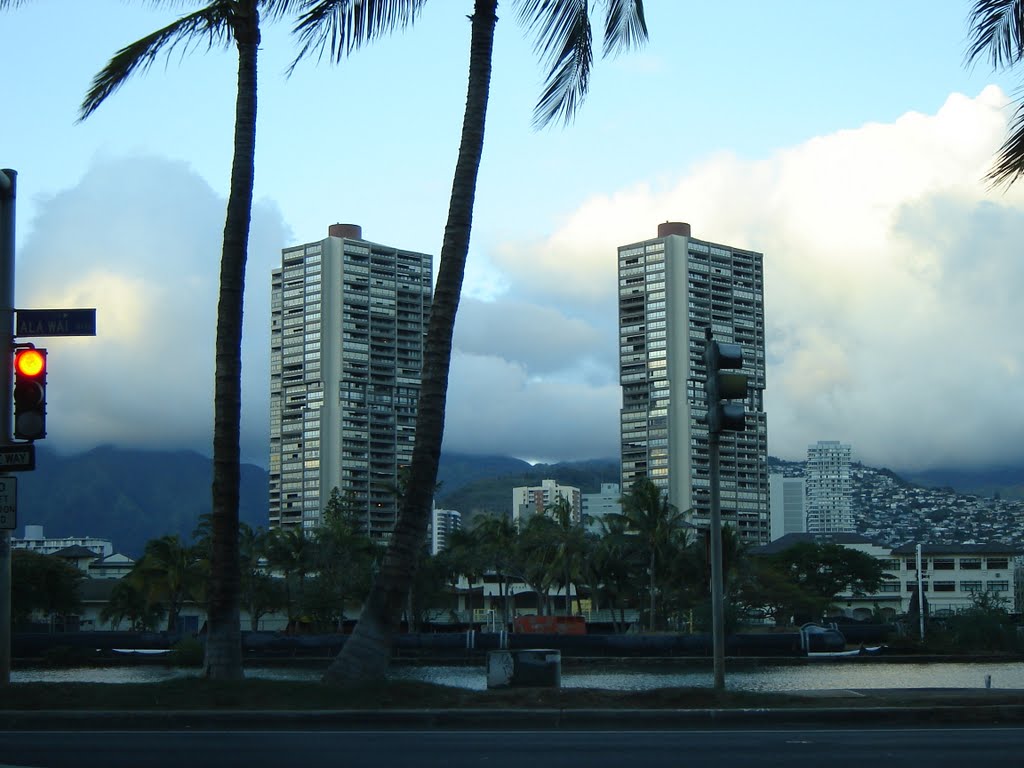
(13, 347, 46, 441)
(704, 338, 747, 434)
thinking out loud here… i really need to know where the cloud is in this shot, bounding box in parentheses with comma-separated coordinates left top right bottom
(465, 86, 1024, 471)
(16, 87, 1024, 475)
(16, 154, 289, 466)
(441, 352, 621, 463)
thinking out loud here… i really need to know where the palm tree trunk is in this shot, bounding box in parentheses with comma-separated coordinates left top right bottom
(204, 2, 259, 681)
(323, 0, 497, 686)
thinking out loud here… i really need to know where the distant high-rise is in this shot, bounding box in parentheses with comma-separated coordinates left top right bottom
(582, 483, 622, 533)
(269, 224, 433, 540)
(618, 222, 769, 544)
(769, 474, 806, 541)
(805, 441, 853, 533)
(431, 507, 462, 555)
(512, 479, 582, 527)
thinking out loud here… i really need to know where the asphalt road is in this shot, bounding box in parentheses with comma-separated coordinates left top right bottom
(3, 726, 1024, 768)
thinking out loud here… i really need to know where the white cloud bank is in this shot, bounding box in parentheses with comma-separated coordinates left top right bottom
(16, 154, 289, 466)
(16, 87, 1024, 473)
(446, 86, 1024, 470)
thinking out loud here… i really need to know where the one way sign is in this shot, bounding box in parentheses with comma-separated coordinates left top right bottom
(0, 444, 35, 471)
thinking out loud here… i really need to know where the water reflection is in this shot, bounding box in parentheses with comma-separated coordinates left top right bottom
(12, 661, 1024, 691)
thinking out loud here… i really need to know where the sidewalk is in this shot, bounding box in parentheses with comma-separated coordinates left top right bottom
(4, 689, 1024, 730)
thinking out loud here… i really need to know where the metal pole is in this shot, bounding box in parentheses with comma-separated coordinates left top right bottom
(916, 543, 924, 640)
(709, 428, 725, 691)
(0, 169, 16, 686)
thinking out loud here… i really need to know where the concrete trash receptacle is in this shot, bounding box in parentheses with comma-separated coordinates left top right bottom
(487, 649, 561, 689)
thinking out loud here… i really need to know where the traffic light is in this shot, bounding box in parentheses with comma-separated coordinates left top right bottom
(704, 336, 747, 433)
(13, 347, 46, 441)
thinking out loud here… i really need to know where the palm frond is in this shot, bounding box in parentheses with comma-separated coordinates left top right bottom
(79, 3, 234, 121)
(289, 0, 424, 73)
(987, 94, 1024, 187)
(966, 0, 1024, 69)
(601, 0, 647, 58)
(517, 0, 593, 129)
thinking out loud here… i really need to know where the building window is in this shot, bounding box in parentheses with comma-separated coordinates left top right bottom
(933, 558, 954, 570)
(986, 558, 1009, 570)
(878, 583, 901, 593)
(959, 558, 982, 570)
(986, 580, 1009, 592)
(960, 581, 983, 593)
(933, 581, 955, 592)
(906, 581, 928, 591)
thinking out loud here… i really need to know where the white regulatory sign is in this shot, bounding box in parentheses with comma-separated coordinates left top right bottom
(0, 477, 17, 530)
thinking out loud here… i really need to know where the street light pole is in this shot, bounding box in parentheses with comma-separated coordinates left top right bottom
(0, 169, 17, 686)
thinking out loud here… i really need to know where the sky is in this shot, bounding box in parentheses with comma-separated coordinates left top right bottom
(2, 1, 1023, 473)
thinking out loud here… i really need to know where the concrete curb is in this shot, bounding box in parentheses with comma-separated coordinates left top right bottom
(5, 704, 1024, 730)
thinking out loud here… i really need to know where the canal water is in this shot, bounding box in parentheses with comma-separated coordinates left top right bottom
(12, 661, 1024, 691)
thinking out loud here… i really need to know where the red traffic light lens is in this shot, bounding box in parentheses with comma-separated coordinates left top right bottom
(15, 349, 45, 377)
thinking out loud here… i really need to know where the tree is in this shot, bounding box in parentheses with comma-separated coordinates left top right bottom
(544, 494, 589, 614)
(610, 477, 689, 630)
(238, 523, 284, 631)
(517, 513, 563, 616)
(302, 491, 379, 632)
(11, 550, 83, 630)
(127, 535, 206, 633)
(101, 580, 164, 631)
(967, 0, 1024, 186)
(79, 0, 299, 679)
(264, 525, 313, 626)
(584, 516, 642, 632)
(299, 0, 648, 686)
(750, 542, 891, 625)
(468, 514, 518, 625)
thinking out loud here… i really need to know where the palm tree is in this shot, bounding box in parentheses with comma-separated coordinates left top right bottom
(264, 525, 313, 625)
(128, 535, 205, 633)
(611, 477, 689, 631)
(471, 514, 518, 625)
(296, 0, 648, 687)
(544, 494, 588, 614)
(967, 0, 1024, 185)
(78, 0, 299, 679)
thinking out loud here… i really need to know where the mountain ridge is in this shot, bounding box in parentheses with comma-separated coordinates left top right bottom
(13, 446, 1023, 556)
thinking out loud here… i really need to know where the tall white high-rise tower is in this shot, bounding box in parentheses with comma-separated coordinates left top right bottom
(269, 224, 432, 540)
(618, 222, 769, 544)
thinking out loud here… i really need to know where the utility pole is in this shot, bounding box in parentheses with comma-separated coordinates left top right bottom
(0, 169, 16, 686)
(704, 326, 747, 693)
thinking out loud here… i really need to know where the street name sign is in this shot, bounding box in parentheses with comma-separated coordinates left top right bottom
(0, 477, 16, 530)
(16, 308, 96, 337)
(0, 444, 35, 471)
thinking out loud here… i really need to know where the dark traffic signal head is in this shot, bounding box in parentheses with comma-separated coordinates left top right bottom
(13, 347, 46, 441)
(704, 337, 747, 434)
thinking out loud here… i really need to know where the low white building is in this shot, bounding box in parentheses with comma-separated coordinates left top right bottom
(755, 533, 1022, 620)
(14, 525, 114, 558)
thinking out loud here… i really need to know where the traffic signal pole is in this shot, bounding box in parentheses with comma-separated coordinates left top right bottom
(0, 169, 16, 686)
(708, 425, 726, 691)
(704, 327, 747, 692)
(705, 327, 726, 691)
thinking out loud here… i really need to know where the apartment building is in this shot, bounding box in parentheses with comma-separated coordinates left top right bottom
(806, 441, 853, 533)
(512, 479, 582, 527)
(769, 474, 806, 541)
(269, 224, 432, 540)
(618, 222, 769, 544)
(431, 507, 462, 555)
